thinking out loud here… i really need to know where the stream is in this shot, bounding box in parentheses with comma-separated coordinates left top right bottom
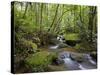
(60, 52, 97, 70)
(49, 45, 97, 70)
(49, 35, 97, 70)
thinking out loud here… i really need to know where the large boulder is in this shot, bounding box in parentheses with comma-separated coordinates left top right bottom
(25, 51, 58, 72)
(70, 53, 84, 63)
(64, 33, 80, 46)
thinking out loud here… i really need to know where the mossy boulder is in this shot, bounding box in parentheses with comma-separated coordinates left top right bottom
(25, 51, 58, 72)
(74, 42, 94, 53)
(64, 33, 80, 46)
(64, 33, 79, 41)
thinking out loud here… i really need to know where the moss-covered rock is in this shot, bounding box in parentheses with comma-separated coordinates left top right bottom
(22, 39, 37, 53)
(74, 42, 94, 53)
(25, 51, 58, 72)
(63, 33, 80, 46)
(64, 33, 79, 41)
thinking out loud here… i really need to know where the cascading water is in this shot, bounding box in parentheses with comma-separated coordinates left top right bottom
(86, 54, 96, 65)
(60, 52, 97, 70)
(78, 64, 86, 70)
(49, 44, 59, 49)
(49, 35, 97, 70)
(49, 35, 65, 49)
(60, 52, 80, 70)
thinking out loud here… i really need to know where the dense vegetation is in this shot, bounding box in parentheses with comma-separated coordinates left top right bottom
(11, 1, 97, 73)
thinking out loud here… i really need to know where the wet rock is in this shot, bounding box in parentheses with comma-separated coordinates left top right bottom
(70, 53, 84, 63)
(49, 38, 60, 45)
(52, 58, 64, 65)
(90, 51, 97, 62)
(58, 43, 68, 48)
(60, 55, 66, 59)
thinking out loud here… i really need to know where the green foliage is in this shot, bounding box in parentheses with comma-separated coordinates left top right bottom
(15, 38, 38, 54)
(24, 40, 37, 50)
(74, 42, 96, 53)
(25, 51, 57, 72)
(12, 2, 97, 73)
(64, 33, 79, 40)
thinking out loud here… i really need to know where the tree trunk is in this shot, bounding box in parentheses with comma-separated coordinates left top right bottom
(40, 4, 43, 32)
(47, 4, 59, 32)
(23, 3, 28, 18)
(88, 6, 96, 42)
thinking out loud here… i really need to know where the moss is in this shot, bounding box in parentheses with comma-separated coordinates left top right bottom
(26, 51, 49, 66)
(22, 39, 37, 50)
(74, 42, 94, 53)
(25, 51, 58, 72)
(31, 42, 37, 50)
(15, 38, 38, 54)
(64, 33, 79, 40)
(32, 37, 41, 46)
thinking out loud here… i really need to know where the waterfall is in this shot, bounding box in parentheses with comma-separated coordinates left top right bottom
(49, 44, 59, 49)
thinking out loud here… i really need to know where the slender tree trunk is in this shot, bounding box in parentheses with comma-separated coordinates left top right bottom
(74, 6, 76, 32)
(35, 3, 38, 26)
(79, 6, 83, 23)
(23, 3, 28, 18)
(93, 7, 97, 33)
(47, 4, 59, 32)
(20, 2, 23, 12)
(88, 6, 96, 42)
(40, 4, 43, 31)
(54, 9, 69, 33)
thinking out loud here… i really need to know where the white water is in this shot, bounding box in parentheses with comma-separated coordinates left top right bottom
(63, 55, 87, 70)
(63, 53, 70, 58)
(87, 54, 96, 65)
(78, 64, 86, 70)
(57, 35, 65, 43)
(50, 45, 59, 49)
(57, 36, 60, 40)
(59, 52, 97, 70)
(50, 35, 64, 49)
(64, 58, 73, 64)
